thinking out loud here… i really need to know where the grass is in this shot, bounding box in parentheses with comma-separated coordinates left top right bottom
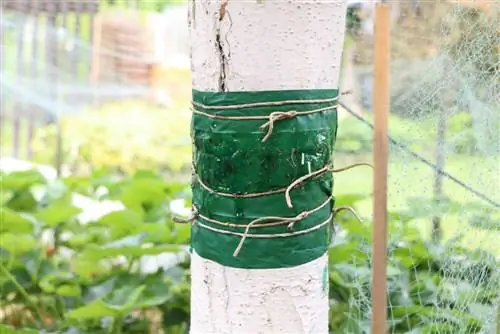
(334, 153, 500, 255)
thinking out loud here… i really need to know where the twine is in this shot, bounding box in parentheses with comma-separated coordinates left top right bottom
(172, 194, 365, 257)
(285, 162, 373, 208)
(192, 96, 339, 110)
(191, 97, 338, 142)
(194, 162, 373, 207)
(172, 195, 332, 256)
(333, 205, 362, 223)
(328, 205, 364, 246)
(197, 214, 333, 257)
(179, 94, 373, 259)
(196, 175, 287, 199)
(173, 212, 197, 224)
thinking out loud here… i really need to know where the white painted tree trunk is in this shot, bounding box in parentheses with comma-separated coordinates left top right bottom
(188, 1, 347, 333)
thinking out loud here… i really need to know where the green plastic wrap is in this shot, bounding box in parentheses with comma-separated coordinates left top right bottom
(191, 89, 338, 269)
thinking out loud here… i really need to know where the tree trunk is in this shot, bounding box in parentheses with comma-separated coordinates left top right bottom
(188, 1, 347, 333)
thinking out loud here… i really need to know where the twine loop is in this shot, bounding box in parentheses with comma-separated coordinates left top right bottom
(194, 162, 373, 208)
(172, 207, 198, 224)
(232, 209, 330, 257)
(260, 111, 298, 142)
(234, 211, 307, 257)
(333, 206, 362, 222)
(191, 97, 338, 142)
(174, 162, 371, 257)
(185, 95, 375, 260)
(287, 211, 309, 230)
(178, 195, 333, 257)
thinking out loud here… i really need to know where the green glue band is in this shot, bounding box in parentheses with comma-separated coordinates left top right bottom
(191, 89, 339, 269)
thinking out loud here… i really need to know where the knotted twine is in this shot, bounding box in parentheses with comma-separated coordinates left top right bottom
(191, 96, 338, 142)
(184, 95, 371, 257)
(176, 162, 372, 256)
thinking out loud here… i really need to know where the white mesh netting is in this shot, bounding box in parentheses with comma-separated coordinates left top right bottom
(334, 1, 499, 333)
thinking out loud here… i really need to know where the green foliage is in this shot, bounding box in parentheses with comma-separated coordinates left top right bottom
(447, 112, 477, 155)
(1, 168, 498, 333)
(346, 5, 362, 36)
(336, 114, 435, 155)
(329, 193, 499, 333)
(335, 116, 373, 154)
(31, 100, 192, 175)
(0, 169, 190, 333)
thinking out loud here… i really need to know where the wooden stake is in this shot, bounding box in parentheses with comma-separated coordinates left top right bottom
(432, 105, 447, 243)
(90, 14, 102, 85)
(371, 3, 390, 334)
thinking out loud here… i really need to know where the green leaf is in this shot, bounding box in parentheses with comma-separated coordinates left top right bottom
(329, 241, 369, 265)
(115, 178, 168, 213)
(80, 234, 181, 260)
(6, 190, 38, 212)
(66, 285, 146, 319)
(97, 209, 142, 239)
(35, 200, 81, 227)
(334, 193, 367, 207)
(387, 210, 414, 224)
(0, 190, 14, 205)
(0, 233, 37, 255)
(1, 170, 46, 190)
(391, 306, 482, 332)
(108, 284, 146, 309)
(65, 227, 108, 249)
(336, 217, 371, 239)
(0, 324, 38, 334)
(133, 222, 170, 243)
(0, 267, 33, 295)
(135, 274, 172, 308)
(98, 209, 142, 227)
(0, 207, 34, 234)
(83, 277, 118, 303)
(171, 223, 190, 244)
(56, 284, 82, 297)
(65, 299, 121, 319)
(163, 308, 190, 327)
(420, 323, 458, 334)
(63, 175, 92, 195)
(39, 272, 81, 294)
(72, 257, 108, 279)
(133, 170, 161, 179)
(393, 241, 435, 269)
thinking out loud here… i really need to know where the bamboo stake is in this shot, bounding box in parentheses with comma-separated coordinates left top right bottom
(371, 2, 390, 334)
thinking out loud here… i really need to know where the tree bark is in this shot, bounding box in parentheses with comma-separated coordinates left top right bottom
(188, 1, 347, 333)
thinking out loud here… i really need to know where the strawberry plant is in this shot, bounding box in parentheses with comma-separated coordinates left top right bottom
(0, 167, 498, 333)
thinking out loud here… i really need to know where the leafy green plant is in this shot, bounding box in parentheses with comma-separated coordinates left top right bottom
(1, 168, 498, 333)
(328, 194, 499, 333)
(0, 169, 190, 333)
(447, 111, 477, 155)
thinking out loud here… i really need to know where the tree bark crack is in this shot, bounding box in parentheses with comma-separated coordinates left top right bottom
(216, 0, 231, 92)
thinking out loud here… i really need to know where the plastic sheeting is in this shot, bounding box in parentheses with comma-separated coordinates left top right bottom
(191, 89, 338, 269)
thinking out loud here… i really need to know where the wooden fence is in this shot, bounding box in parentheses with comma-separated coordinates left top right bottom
(1, 0, 100, 161)
(1, 0, 157, 163)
